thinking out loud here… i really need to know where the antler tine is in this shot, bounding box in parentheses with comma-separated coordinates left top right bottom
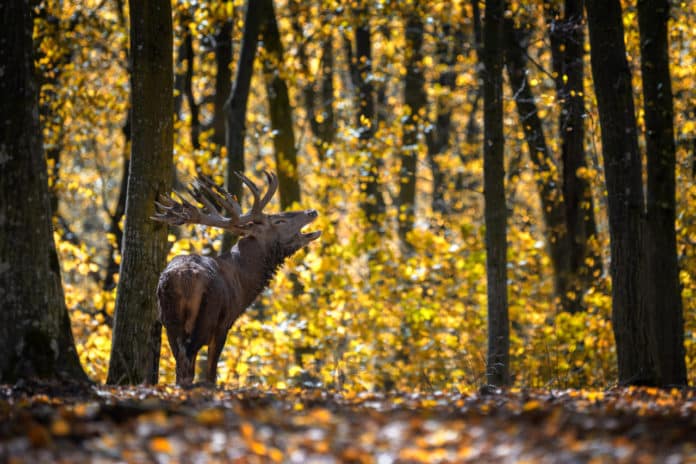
(234, 171, 263, 218)
(196, 175, 243, 218)
(258, 170, 278, 211)
(150, 185, 244, 231)
(187, 184, 218, 216)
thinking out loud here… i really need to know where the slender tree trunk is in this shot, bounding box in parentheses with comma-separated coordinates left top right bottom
(103, 124, 130, 292)
(398, 13, 426, 244)
(586, 0, 653, 385)
(348, 3, 384, 227)
(503, 18, 572, 312)
(637, 0, 686, 386)
(425, 22, 460, 214)
(213, 20, 233, 149)
(315, 39, 336, 160)
(290, 1, 335, 162)
(483, 0, 509, 387)
(103, 0, 131, 293)
(545, 0, 600, 313)
(183, 29, 200, 150)
(0, 0, 87, 383)
(174, 23, 199, 150)
(260, 0, 300, 209)
(107, 0, 173, 385)
(221, 0, 265, 252)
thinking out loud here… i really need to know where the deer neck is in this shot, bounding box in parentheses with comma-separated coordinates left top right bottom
(224, 237, 289, 307)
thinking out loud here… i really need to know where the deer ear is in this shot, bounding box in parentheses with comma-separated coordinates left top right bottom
(232, 221, 256, 236)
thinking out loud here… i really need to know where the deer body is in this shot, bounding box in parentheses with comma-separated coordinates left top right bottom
(152, 172, 320, 385)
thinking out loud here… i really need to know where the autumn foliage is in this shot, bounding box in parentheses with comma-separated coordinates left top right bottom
(36, 0, 696, 391)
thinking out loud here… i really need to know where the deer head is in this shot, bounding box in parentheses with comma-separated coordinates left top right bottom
(151, 171, 320, 385)
(153, 171, 320, 254)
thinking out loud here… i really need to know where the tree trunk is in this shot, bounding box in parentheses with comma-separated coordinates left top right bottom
(545, 0, 600, 313)
(103, 0, 131, 293)
(0, 0, 87, 383)
(503, 18, 572, 312)
(290, 1, 335, 162)
(260, 0, 301, 209)
(213, 20, 233, 149)
(222, 0, 265, 252)
(398, 13, 426, 244)
(637, 0, 686, 386)
(182, 28, 200, 150)
(425, 22, 460, 214)
(107, 0, 173, 385)
(586, 0, 653, 385)
(348, 3, 384, 228)
(483, 0, 509, 387)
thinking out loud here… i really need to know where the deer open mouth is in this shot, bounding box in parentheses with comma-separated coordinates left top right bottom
(300, 212, 321, 241)
(301, 230, 322, 241)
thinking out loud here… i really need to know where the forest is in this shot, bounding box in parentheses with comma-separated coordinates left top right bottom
(1, 0, 696, 461)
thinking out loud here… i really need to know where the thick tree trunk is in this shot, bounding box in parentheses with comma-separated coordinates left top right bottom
(503, 18, 572, 312)
(107, 0, 173, 385)
(397, 14, 426, 244)
(0, 0, 87, 383)
(260, 0, 301, 209)
(483, 0, 509, 387)
(586, 0, 653, 385)
(637, 0, 686, 386)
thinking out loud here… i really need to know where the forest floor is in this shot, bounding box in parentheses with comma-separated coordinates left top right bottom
(1, 382, 695, 463)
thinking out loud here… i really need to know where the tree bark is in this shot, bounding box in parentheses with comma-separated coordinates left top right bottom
(222, 0, 265, 252)
(182, 28, 200, 150)
(637, 0, 686, 386)
(398, 13, 426, 244)
(586, 0, 652, 385)
(213, 20, 233, 149)
(260, 0, 301, 209)
(0, 0, 87, 383)
(545, 0, 600, 313)
(174, 23, 199, 150)
(503, 18, 572, 312)
(483, 0, 509, 386)
(107, 0, 173, 385)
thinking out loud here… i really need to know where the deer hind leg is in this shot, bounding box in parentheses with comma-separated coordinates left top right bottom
(205, 329, 227, 384)
(163, 324, 197, 385)
(169, 338, 196, 385)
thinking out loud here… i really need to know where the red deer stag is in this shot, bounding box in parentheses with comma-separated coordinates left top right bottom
(151, 171, 320, 385)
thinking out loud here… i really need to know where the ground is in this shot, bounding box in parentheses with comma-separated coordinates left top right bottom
(1, 383, 695, 463)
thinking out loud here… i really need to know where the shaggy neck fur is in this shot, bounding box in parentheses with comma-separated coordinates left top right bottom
(234, 238, 297, 306)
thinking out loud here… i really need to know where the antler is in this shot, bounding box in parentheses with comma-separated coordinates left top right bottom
(151, 171, 278, 229)
(235, 170, 278, 220)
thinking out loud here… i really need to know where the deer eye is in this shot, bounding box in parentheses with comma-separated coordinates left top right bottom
(274, 219, 287, 225)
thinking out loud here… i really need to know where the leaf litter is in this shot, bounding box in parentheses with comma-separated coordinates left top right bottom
(1, 382, 695, 463)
